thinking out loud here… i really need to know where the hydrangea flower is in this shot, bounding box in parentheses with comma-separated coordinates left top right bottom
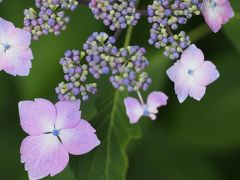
(124, 91, 168, 124)
(89, 0, 140, 31)
(0, 18, 33, 76)
(201, 0, 234, 33)
(19, 99, 100, 179)
(56, 32, 152, 101)
(167, 44, 220, 103)
(147, 0, 201, 60)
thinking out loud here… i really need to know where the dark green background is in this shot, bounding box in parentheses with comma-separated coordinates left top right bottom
(1, 0, 240, 179)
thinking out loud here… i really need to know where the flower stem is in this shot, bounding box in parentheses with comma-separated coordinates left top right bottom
(114, 28, 123, 41)
(124, 26, 134, 48)
(137, 91, 145, 105)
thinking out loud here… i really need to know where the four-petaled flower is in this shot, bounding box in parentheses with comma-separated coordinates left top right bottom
(124, 91, 168, 124)
(201, 0, 234, 33)
(0, 18, 33, 76)
(167, 44, 220, 103)
(19, 99, 100, 180)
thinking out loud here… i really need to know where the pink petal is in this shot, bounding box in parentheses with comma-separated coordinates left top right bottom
(180, 44, 205, 69)
(194, 61, 220, 86)
(166, 61, 188, 85)
(201, 0, 228, 33)
(124, 97, 143, 124)
(2, 48, 33, 76)
(147, 91, 168, 113)
(8, 28, 32, 48)
(20, 134, 69, 180)
(0, 18, 15, 43)
(59, 120, 100, 155)
(149, 113, 157, 120)
(175, 80, 190, 103)
(19, 99, 56, 135)
(189, 81, 206, 101)
(55, 100, 81, 130)
(216, 1, 234, 24)
(216, 0, 229, 6)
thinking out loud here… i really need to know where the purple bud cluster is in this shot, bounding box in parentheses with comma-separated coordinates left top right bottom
(23, 0, 78, 40)
(148, 0, 201, 59)
(83, 32, 116, 79)
(56, 32, 152, 101)
(149, 25, 191, 59)
(56, 50, 97, 101)
(83, 32, 151, 92)
(109, 46, 151, 92)
(89, 0, 141, 31)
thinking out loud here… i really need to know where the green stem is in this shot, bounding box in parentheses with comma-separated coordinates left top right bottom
(124, 26, 134, 48)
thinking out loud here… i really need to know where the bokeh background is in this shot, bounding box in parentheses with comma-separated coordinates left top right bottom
(1, 0, 240, 179)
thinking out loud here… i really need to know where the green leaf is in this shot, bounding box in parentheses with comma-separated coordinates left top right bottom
(71, 81, 141, 180)
(223, 16, 240, 54)
(223, 0, 240, 54)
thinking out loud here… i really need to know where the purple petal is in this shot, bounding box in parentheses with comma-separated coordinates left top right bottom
(202, 4, 222, 33)
(189, 81, 206, 101)
(175, 81, 190, 103)
(0, 17, 15, 42)
(217, 1, 234, 24)
(195, 61, 220, 86)
(166, 61, 188, 85)
(124, 97, 143, 124)
(147, 91, 168, 113)
(19, 99, 56, 135)
(20, 134, 69, 179)
(2, 48, 33, 76)
(180, 44, 204, 69)
(8, 28, 32, 48)
(59, 119, 100, 155)
(55, 100, 81, 130)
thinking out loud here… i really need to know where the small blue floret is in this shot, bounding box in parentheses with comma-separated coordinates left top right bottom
(188, 69, 194, 75)
(52, 129, 60, 136)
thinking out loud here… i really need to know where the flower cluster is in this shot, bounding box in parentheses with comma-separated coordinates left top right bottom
(56, 32, 151, 101)
(83, 32, 116, 79)
(109, 46, 151, 92)
(148, 0, 201, 60)
(23, 0, 78, 40)
(0, 0, 235, 179)
(56, 50, 98, 101)
(89, 0, 141, 31)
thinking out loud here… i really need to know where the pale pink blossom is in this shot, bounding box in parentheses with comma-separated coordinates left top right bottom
(124, 91, 168, 124)
(201, 0, 234, 33)
(167, 44, 220, 103)
(19, 99, 100, 180)
(0, 18, 33, 76)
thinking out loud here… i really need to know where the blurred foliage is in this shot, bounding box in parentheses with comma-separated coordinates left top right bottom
(0, 0, 240, 180)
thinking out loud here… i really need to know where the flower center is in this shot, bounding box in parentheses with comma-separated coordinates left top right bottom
(188, 69, 194, 76)
(52, 129, 60, 136)
(142, 105, 149, 116)
(1, 43, 11, 52)
(210, 0, 217, 8)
